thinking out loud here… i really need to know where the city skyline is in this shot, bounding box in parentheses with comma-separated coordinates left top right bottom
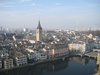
(0, 0, 100, 29)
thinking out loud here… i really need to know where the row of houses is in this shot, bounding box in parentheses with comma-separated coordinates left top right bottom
(0, 54, 27, 69)
(1, 35, 99, 70)
(0, 43, 69, 69)
(0, 39, 100, 70)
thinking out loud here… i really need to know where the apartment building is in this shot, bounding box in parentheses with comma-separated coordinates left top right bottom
(3, 57, 13, 69)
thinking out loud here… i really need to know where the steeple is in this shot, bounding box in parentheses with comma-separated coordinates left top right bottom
(37, 20, 42, 29)
(36, 20, 42, 41)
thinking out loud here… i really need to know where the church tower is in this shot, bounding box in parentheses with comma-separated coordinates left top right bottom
(36, 20, 42, 41)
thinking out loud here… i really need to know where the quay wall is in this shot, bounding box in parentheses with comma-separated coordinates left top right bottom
(0, 52, 98, 72)
(0, 55, 70, 72)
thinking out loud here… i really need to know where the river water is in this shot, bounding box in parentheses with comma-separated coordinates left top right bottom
(0, 56, 98, 75)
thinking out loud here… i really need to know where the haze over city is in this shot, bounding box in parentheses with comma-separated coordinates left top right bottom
(0, 1, 100, 75)
(0, 0, 100, 29)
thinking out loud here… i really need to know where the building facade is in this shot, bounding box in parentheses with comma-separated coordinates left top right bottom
(48, 43, 69, 58)
(14, 54, 27, 66)
(27, 53, 35, 63)
(39, 51, 47, 60)
(68, 43, 92, 53)
(3, 58, 13, 69)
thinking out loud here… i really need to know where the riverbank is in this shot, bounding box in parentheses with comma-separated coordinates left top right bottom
(0, 56, 97, 75)
(0, 52, 98, 72)
(0, 55, 69, 72)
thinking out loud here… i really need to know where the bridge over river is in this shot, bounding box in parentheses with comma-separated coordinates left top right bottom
(76, 51, 100, 59)
(84, 52, 99, 58)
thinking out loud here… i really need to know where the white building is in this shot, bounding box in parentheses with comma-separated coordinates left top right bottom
(25, 52, 35, 63)
(68, 43, 91, 53)
(39, 51, 47, 60)
(34, 51, 41, 61)
(3, 58, 13, 69)
(34, 51, 47, 61)
(23, 48, 35, 63)
(27, 53, 35, 59)
(14, 54, 27, 66)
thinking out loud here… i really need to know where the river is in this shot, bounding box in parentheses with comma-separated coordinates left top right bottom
(0, 56, 98, 75)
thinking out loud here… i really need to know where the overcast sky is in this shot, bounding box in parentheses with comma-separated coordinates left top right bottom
(0, 0, 100, 30)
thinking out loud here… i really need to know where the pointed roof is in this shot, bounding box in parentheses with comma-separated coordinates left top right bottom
(37, 20, 42, 29)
